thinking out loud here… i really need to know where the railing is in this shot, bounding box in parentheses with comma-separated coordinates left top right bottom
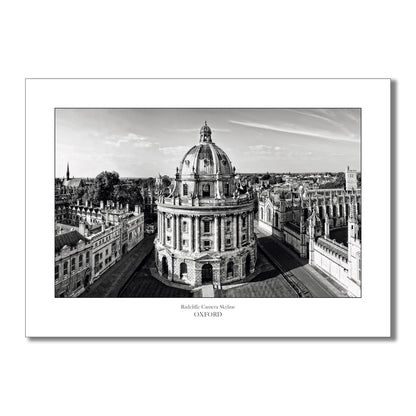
(159, 194, 255, 207)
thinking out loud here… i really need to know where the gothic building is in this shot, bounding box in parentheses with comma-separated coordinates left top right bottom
(155, 122, 257, 288)
(258, 186, 361, 296)
(345, 165, 358, 190)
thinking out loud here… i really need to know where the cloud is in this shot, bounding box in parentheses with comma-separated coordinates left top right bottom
(246, 144, 282, 155)
(159, 146, 189, 156)
(229, 120, 359, 143)
(105, 132, 156, 148)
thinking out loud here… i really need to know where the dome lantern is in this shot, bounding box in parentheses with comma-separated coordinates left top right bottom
(200, 121, 212, 143)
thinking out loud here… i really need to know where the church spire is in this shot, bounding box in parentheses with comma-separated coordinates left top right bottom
(66, 162, 70, 180)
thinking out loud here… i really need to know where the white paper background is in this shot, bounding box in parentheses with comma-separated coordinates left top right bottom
(26, 78, 390, 337)
(3, 1, 413, 415)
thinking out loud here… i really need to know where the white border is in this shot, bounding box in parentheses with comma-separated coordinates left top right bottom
(25, 79, 390, 337)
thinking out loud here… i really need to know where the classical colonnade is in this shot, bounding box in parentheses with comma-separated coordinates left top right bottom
(157, 210, 254, 253)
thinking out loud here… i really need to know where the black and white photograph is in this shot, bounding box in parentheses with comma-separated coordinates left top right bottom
(55, 108, 361, 298)
(7, 1, 414, 415)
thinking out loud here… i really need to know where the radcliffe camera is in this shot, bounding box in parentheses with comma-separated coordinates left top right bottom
(54, 109, 361, 298)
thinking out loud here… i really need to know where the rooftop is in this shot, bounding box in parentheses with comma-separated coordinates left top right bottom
(55, 230, 88, 253)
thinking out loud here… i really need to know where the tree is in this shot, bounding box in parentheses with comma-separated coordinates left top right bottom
(161, 175, 171, 188)
(248, 175, 259, 184)
(89, 171, 120, 205)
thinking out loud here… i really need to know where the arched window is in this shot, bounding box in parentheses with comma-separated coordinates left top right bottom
(183, 183, 188, 196)
(260, 207, 264, 220)
(267, 208, 271, 223)
(202, 184, 210, 197)
(227, 261, 234, 277)
(180, 262, 187, 278)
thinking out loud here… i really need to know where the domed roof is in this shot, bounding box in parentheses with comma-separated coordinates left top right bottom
(179, 123, 234, 177)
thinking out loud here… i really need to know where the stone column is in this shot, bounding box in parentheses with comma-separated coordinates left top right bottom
(163, 213, 167, 245)
(157, 212, 160, 241)
(160, 213, 164, 244)
(195, 216, 200, 253)
(214, 215, 219, 252)
(172, 215, 176, 250)
(176, 214, 181, 250)
(220, 215, 225, 252)
(158, 212, 161, 242)
(189, 216, 194, 252)
(233, 214, 238, 248)
(238, 215, 242, 248)
(247, 212, 251, 242)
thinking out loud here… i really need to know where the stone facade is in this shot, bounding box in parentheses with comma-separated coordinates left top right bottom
(257, 186, 361, 297)
(55, 202, 144, 295)
(55, 231, 92, 297)
(155, 122, 257, 288)
(345, 165, 358, 191)
(258, 187, 361, 238)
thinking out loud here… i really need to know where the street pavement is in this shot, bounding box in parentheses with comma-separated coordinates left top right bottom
(118, 254, 193, 297)
(255, 227, 348, 298)
(80, 234, 156, 297)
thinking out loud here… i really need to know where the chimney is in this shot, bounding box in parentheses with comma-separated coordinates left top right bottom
(100, 200, 104, 209)
(120, 203, 123, 210)
(79, 221, 89, 236)
(126, 203, 129, 212)
(135, 205, 141, 214)
(85, 199, 89, 207)
(116, 201, 119, 210)
(77, 199, 80, 206)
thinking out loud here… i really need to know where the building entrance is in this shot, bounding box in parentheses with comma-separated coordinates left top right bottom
(201, 263, 213, 284)
(245, 254, 251, 276)
(161, 256, 169, 277)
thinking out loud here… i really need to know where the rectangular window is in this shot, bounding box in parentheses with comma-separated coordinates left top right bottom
(226, 220, 231, 232)
(242, 217, 246, 228)
(224, 183, 230, 196)
(226, 238, 231, 246)
(55, 265, 59, 280)
(79, 254, 83, 267)
(105, 248, 109, 256)
(242, 234, 246, 241)
(86, 252, 90, 264)
(203, 221, 210, 233)
(182, 239, 188, 247)
(100, 253, 103, 259)
(167, 236, 171, 242)
(71, 258, 75, 271)
(182, 221, 188, 232)
(167, 218, 171, 229)
(76, 281, 81, 288)
(203, 240, 211, 250)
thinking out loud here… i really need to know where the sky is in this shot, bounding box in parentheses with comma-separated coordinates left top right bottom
(56, 108, 360, 178)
